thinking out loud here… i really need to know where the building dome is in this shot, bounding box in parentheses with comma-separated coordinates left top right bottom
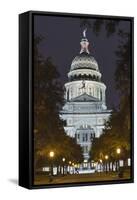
(70, 52, 99, 72)
(68, 29, 101, 82)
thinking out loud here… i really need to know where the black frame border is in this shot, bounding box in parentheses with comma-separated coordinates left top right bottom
(19, 10, 134, 189)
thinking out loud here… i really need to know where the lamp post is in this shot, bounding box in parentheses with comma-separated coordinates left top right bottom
(116, 148, 121, 172)
(105, 155, 109, 174)
(49, 151, 55, 176)
(72, 163, 75, 174)
(62, 157, 65, 175)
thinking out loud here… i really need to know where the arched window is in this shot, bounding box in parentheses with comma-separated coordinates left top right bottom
(89, 75, 91, 80)
(67, 89, 69, 100)
(100, 90, 102, 100)
(93, 75, 96, 80)
(74, 74, 77, 81)
(79, 74, 82, 80)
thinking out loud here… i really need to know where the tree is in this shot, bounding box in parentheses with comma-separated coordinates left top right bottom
(86, 20, 132, 165)
(80, 18, 120, 37)
(91, 111, 130, 164)
(34, 36, 83, 173)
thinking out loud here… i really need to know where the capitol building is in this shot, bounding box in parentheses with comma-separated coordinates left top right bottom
(60, 30, 111, 169)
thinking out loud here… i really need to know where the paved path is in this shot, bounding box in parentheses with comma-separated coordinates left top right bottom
(34, 171, 130, 185)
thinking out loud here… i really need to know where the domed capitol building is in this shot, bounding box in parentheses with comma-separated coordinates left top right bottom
(60, 29, 111, 169)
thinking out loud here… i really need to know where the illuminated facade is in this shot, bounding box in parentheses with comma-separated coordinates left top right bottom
(60, 30, 111, 168)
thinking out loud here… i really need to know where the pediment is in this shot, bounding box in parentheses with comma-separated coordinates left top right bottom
(70, 93, 99, 102)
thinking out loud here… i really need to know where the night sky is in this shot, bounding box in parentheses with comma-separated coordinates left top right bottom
(34, 14, 131, 109)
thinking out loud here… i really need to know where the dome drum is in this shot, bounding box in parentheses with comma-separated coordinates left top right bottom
(64, 80, 106, 102)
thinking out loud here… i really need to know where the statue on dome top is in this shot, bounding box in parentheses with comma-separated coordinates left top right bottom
(83, 28, 87, 38)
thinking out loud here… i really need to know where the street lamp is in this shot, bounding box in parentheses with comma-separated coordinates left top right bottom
(62, 157, 66, 175)
(116, 148, 121, 154)
(99, 159, 103, 163)
(49, 151, 55, 158)
(72, 163, 75, 174)
(62, 157, 66, 162)
(116, 148, 121, 172)
(49, 151, 55, 177)
(69, 161, 72, 165)
(105, 155, 109, 174)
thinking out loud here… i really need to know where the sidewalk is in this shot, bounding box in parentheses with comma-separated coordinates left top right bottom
(34, 170, 131, 185)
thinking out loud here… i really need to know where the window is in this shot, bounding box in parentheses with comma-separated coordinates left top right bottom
(82, 146, 88, 153)
(63, 120, 67, 126)
(82, 133, 88, 142)
(90, 133, 95, 140)
(85, 133, 88, 141)
(76, 133, 80, 142)
(67, 89, 69, 100)
(100, 90, 102, 100)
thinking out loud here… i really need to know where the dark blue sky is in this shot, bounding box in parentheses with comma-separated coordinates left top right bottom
(34, 14, 131, 109)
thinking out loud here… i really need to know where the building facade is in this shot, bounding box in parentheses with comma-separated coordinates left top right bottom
(60, 30, 111, 167)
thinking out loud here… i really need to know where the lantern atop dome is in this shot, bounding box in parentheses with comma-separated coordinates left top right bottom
(80, 29, 90, 54)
